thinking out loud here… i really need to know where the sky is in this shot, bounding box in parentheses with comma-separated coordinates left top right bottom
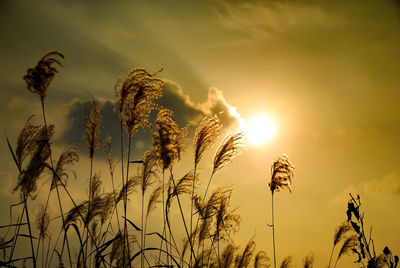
(0, 0, 400, 266)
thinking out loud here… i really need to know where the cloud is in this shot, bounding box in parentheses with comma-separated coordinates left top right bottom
(331, 173, 400, 205)
(58, 80, 242, 155)
(363, 173, 400, 197)
(216, 1, 345, 40)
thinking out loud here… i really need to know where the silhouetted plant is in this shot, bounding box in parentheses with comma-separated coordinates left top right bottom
(268, 154, 294, 268)
(328, 221, 351, 267)
(332, 194, 399, 268)
(3, 50, 309, 268)
(279, 256, 293, 268)
(303, 252, 314, 268)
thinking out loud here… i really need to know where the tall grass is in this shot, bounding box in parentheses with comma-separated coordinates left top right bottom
(2, 50, 396, 268)
(268, 154, 294, 268)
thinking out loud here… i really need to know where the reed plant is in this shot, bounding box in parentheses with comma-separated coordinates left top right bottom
(268, 154, 294, 268)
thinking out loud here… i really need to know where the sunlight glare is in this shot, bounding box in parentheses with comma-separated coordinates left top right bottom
(243, 113, 277, 146)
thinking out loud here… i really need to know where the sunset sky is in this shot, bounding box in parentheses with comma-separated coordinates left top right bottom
(0, 0, 399, 266)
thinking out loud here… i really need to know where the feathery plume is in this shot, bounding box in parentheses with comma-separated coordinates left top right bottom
(23, 51, 64, 102)
(333, 222, 351, 246)
(235, 237, 256, 268)
(116, 176, 140, 204)
(64, 201, 88, 227)
(103, 136, 115, 177)
(110, 231, 137, 266)
(14, 124, 54, 198)
(268, 154, 294, 195)
(15, 116, 40, 169)
(194, 115, 221, 167)
(146, 186, 162, 219)
(336, 235, 357, 263)
(167, 171, 198, 209)
(213, 132, 245, 174)
(303, 252, 314, 268)
(90, 174, 102, 202)
(214, 191, 241, 242)
(279, 256, 293, 268)
(84, 98, 102, 159)
(139, 151, 158, 194)
(220, 243, 238, 268)
(254, 251, 270, 268)
(51, 146, 79, 189)
(116, 68, 164, 136)
(36, 205, 50, 239)
(153, 109, 187, 170)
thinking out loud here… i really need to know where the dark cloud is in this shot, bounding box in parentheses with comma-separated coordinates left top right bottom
(59, 80, 241, 157)
(156, 80, 205, 126)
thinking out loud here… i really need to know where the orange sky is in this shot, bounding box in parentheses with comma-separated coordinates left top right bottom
(0, 0, 399, 267)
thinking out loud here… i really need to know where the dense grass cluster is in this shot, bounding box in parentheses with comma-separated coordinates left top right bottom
(0, 51, 397, 268)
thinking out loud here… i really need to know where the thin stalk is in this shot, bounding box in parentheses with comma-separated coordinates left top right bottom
(157, 170, 166, 264)
(8, 194, 26, 263)
(119, 119, 126, 268)
(35, 189, 52, 262)
(85, 157, 94, 266)
(41, 101, 72, 267)
(328, 245, 335, 268)
(41, 237, 44, 268)
(169, 168, 198, 265)
(45, 235, 51, 268)
(189, 165, 197, 267)
(125, 135, 133, 268)
(206, 232, 220, 268)
(23, 196, 37, 268)
(141, 192, 144, 268)
(193, 171, 215, 255)
(97, 153, 121, 247)
(272, 194, 276, 268)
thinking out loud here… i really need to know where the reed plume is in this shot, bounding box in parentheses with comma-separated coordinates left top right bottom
(14, 124, 54, 198)
(191, 115, 221, 264)
(84, 98, 102, 159)
(197, 187, 233, 250)
(213, 190, 241, 257)
(15, 116, 40, 170)
(334, 235, 357, 267)
(116, 68, 164, 136)
(254, 251, 270, 268)
(268, 154, 294, 195)
(220, 244, 237, 268)
(279, 256, 293, 268)
(153, 109, 188, 170)
(194, 115, 221, 168)
(328, 221, 351, 267)
(103, 136, 116, 177)
(51, 146, 79, 189)
(268, 154, 294, 268)
(100, 192, 116, 226)
(167, 171, 198, 211)
(146, 186, 162, 219)
(116, 176, 140, 205)
(303, 252, 314, 268)
(36, 205, 50, 240)
(213, 132, 245, 174)
(235, 237, 256, 268)
(110, 231, 137, 267)
(23, 51, 64, 102)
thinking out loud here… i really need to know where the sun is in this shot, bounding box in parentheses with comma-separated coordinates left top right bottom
(242, 113, 277, 146)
